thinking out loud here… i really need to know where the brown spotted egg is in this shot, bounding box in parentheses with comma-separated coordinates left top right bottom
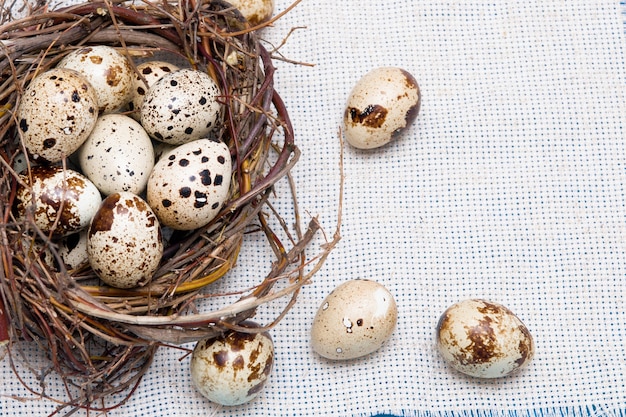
(58, 45, 134, 114)
(57, 229, 89, 270)
(146, 139, 232, 230)
(140, 69, 222, 145)
(16, 166, 102, 237)
(190, 322, 274, 406)
(127, 60, 180, 121)
(78, 114, 154, 195)
(228, 0, 275, 26)
(344, 67, 421, 149)
(16, 68, 98, 163)
(436, 299, 535, 378)
(310, 279, 398, 360)
(87, 192, 163, 289)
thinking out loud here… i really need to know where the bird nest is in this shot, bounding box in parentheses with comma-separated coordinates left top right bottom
(0, 0, 338, 412)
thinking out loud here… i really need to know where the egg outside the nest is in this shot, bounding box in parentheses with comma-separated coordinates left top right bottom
(190, 322, 274, 406)
(436, 299, 535, 378)
(310, 279, 398, 360)
(87, 192, 163, 289)
(343, 67, 421, 149)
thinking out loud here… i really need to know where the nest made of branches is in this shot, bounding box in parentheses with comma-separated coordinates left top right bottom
(0, 0, 338, 412)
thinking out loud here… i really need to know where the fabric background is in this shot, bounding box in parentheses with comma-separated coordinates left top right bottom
(1, 0, 626, 416)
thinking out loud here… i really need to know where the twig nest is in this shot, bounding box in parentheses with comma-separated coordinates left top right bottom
(87, 192, 163, 288)
(16, 68, 98, 163)
(310, 279, 398, 360)
(190, 322, 274, 406)
(343, 67, 421, 149)
(436, 299, 535, 378)
(0, 0, 323, 409)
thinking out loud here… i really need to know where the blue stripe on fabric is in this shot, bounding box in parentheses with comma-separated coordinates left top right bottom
(370, 406, 626, 417)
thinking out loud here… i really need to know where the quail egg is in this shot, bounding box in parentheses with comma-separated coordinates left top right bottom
(78, 113, 154, 195)
(127, 60, 180, 120)
(16, 68, 98, 163)
(16, 166, 102, 237)
(141, 69, 222, 145)
(190, 322, 274, 406)
(57, 229, 89, 270)
(58, 45, 134, 114)
(146, 139, 232, 230)
(344, 67, 421, 149)
(87, 192, 163, 288)
(228, 0, 275, 26)
(310, 279, 398, 360)
(436, 299, 535, 378)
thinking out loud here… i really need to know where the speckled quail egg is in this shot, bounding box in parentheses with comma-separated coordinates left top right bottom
(16, 166, 102, 237)
(16, 68, 98, 163)
(127, 60, 180, 121)
(141, 69, 222, 145)
(78, 113, 154, 195)
(344, 67, 421, 149)
(57, 229, 89, 270)
(228, 0, 274, 26)
(436, 299, 535, 378)
(12, 152, 29, 174)
(58, 45, 134, 114)
(87, 192, 163, 289)
(146, 139, 232, 230)
(190, 322, 274, 406)
(310, 279, 398, 360)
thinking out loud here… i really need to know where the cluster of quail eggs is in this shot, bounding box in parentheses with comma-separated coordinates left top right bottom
(15, 45, 232, 289)
(187, 63, 536, 407)
(13, 44, 276, 405)
(320, 67, 536, 380)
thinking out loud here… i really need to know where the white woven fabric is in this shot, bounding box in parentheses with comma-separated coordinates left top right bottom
(2, 0, 626, 416)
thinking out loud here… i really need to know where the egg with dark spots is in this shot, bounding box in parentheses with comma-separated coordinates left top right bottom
(16, 166, 102, 237)
(16, 68, 99, 163)
(58, 45, 134, 114)
(343, 67, 421, 149)
(78, 114, 154, 195)
(146, 139, 231, 230)
(140, 69, 222, 145)
(436, 299, 535, 378)
(87, 192, 163, 289)
(310, 279, 398, 360)
(127, 60, 180, 121)
(57, 229, 89, 270)
(190, 321, 274, 406)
